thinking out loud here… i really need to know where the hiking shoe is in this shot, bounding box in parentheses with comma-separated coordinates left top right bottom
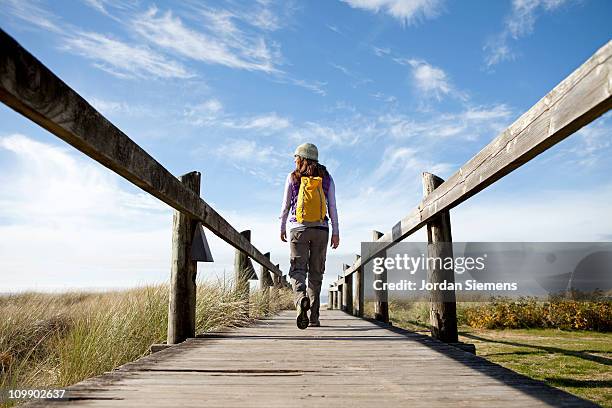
(296, 296, 310, 330)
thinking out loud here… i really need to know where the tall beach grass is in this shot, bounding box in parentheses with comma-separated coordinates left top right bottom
(0, 280, 293, 406)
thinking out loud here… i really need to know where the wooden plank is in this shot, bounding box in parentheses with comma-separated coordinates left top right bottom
(0, 29, 281, 276)
(21, 310, 596, 407)
(339, 40, 612, 280)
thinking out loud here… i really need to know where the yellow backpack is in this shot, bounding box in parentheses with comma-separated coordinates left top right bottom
(296, 176, 327, 223)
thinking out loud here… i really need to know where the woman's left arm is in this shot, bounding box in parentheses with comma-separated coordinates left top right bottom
(327, 175, 339, 238)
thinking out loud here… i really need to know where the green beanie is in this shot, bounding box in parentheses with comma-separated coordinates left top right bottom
(294, 143, 318, 161)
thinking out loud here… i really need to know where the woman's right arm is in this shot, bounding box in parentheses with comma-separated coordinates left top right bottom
(279, 174, 292, 240)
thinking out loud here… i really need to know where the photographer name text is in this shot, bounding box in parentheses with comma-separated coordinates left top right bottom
(373, 279, 518, 291)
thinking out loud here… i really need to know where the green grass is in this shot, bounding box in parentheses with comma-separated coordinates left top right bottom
(0, 281, 293, 407)
(460, 328, 611, 407)
(366, 300, 612, 407)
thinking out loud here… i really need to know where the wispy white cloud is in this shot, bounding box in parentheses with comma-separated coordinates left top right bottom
(291, 117, 378, 148)
(212, 138, 289, 184)
(372, 47, 463, 101)
(340, 0, 444, 25)
(326, 24, 344, 35)
(61, 30, 193, 79)
(392, 57, 465, 101)
(224, 113, 292, 132)
(88, 97, 152, 116)
(133, 6, 282, 73)
(372, 46, 391, 56)
(0, 0, 61, 33)
(283, 77, 328, 96)
(403, 58, 451, 99)
(330, 63, 373, 88)
(369, 145, 453, 186)
(548, 112, 612, 168)
(1, 1, 193, 80)
(379, 104, 513, 141)
(184, 99, 225, 126)
(2, 0, 326, 96)
(214, 139, 282, 164)
(370, 92, 397, 103)
(484, 0, 573, 68)
(184, 99, 291, 133)
(82, 0, 137, 21)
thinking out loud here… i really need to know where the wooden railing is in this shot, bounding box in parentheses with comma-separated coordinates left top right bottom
(0, 29, 286, 345)
(329, 40, 612, 343)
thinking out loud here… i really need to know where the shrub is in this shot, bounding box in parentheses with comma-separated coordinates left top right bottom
(464, 297, 611, 331)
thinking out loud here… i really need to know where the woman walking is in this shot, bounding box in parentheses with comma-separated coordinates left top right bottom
(280, 142, 339, 329)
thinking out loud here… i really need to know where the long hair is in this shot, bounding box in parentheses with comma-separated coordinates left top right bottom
(291, 156, 328, 184)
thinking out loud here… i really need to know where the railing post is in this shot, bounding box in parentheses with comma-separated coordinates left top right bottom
(270, 264, 280, 301)
(234, 230, 252, 317)
(333, 289, 338, 309)
(372, 230, 389, 323)
(422, 172, 458, 343)
(167, 171, 201, 345)
(337, 282, 343, 311)
(353, 254, 363, 317)
(343, 264, 353, 314)
(259, 252, 273, 312)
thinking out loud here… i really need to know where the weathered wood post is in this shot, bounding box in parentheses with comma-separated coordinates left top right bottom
(353, 254, 363, 317)
(259, 252, 273, 312)
(422, 172, 458, 343)
(333, 288, 338, 309)
(167, 171, 201, 345)
(372, 230, 389, 323)
(234, 230, 252, 317)
(343, 264, 353, 314)
(328, 287, 333, 310)
(270, 264, 280, 303)
(337, 281, 343, 311)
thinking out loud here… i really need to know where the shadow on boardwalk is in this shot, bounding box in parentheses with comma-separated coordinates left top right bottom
(22, 310, 597, 408)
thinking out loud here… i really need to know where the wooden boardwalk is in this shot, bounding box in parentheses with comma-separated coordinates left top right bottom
(25, 310, 595, 408)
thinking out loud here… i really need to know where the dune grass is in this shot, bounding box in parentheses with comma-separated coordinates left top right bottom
(0, 281, 293, 407)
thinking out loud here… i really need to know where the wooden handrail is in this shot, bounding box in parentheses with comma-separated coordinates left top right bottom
(337, 39, 612, 280)
(0, 29, 281, 277)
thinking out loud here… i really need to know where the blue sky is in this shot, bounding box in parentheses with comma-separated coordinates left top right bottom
(0, 0, 610, 293)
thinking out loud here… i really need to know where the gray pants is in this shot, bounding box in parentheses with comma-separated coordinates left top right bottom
(288, 227, 329, 323)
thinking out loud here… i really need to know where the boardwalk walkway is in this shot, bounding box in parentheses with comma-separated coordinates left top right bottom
(25, 310, 594, 407)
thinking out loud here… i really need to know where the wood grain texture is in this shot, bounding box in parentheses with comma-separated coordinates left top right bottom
(0, 29, 281, 277)
(234, 230, 252, 315)
(259, 252, 274, 289)
(353, 254, 364, 317)
(422, 172, 458, 343)
(22, 310, 596, 407)
(371, 230, 389, 323)
(167, 172, 200, 344)
(338, 40, 611, 281)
